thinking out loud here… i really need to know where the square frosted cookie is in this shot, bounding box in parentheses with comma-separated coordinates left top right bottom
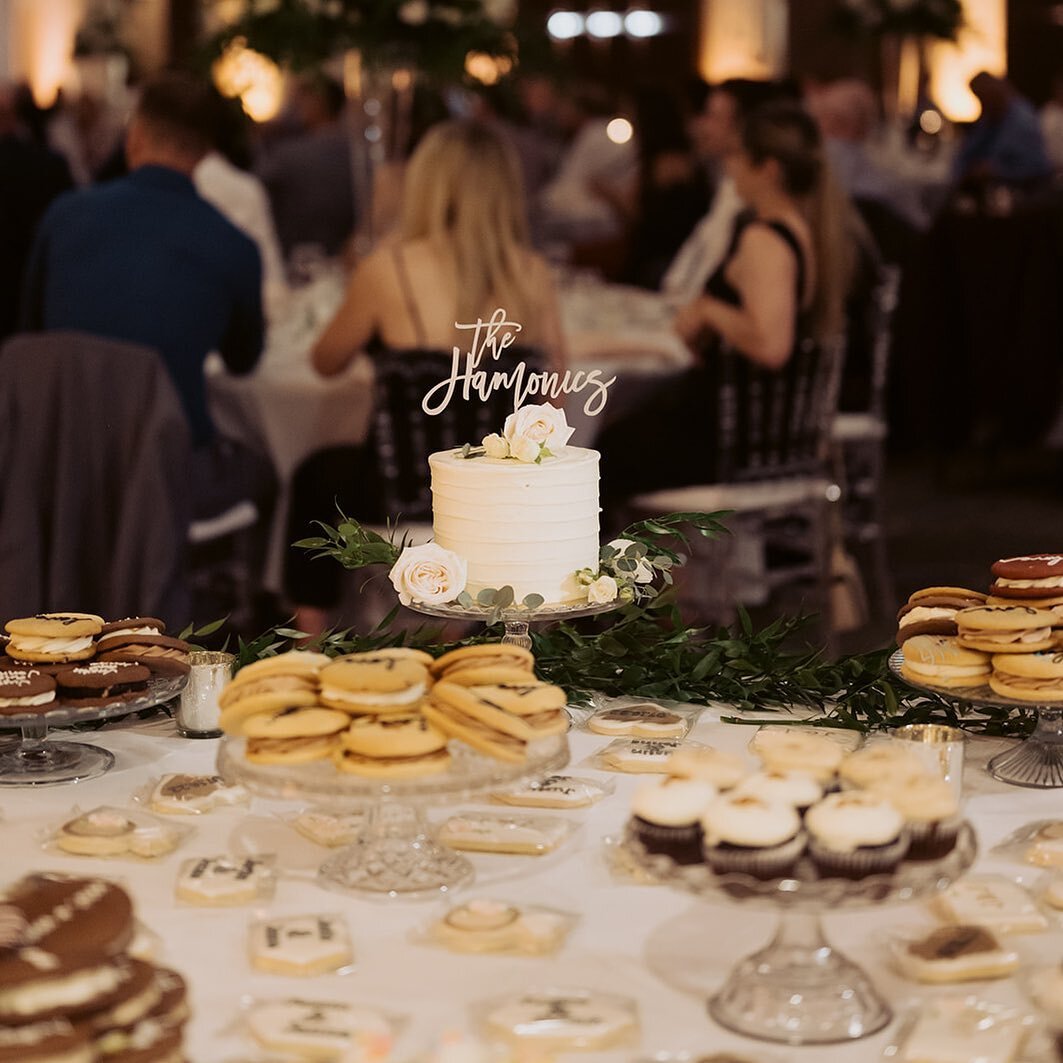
(175, 855, 274, 906)
(249, 914, 353, 975)
(894, 997, 1032, 1063)
(479, 989, 638, 1050)
(889, 925, 1020, 984)
(598, 738, 701, 774)
(492, 774, 612, 809)
(247, 998, 393, 1060)
(933, 876, 1049, 934)
(437, 812, 574, 855)
(289, 808, 366, 847)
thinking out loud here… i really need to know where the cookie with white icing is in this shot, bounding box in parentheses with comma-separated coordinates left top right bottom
(175, 856, 272, 906)
(933, 875, 1049, 933)
(587, 704, 687, 738)
(148, 773, 248, 815)
(431, 899, 571, 955)
(891, 925, 1019, 983)
(247, 998, 391, 1059)
(483, 990, 638, 1050)
(249, 915, 353, 976)
(897, 997, 1030, 1063)
(492, 774, 609, 809)
(291, 809, 366, 847)
(599, 737, 687, 774)
(437, 812, 572, 855)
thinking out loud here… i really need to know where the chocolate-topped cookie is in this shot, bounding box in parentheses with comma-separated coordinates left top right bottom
(56, 661, 151, 707)
(0, 1017, 93, 1063)
(99, 634, 191, 677)
(990, 553, 1063, 598)
(0, 670, 56, 716)
(99, 617, 166, 639)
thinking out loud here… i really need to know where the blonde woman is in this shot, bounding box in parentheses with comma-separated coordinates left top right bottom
(313, 119, 564, 373)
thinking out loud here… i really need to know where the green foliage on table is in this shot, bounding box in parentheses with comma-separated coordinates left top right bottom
(205, 0, 516, 79)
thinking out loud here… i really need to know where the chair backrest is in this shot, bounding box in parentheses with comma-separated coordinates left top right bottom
(864, 266, 900, 422)
(0, 330, 192, 624)
(369, 347, 546, 519)
(707, 334, 845, 484)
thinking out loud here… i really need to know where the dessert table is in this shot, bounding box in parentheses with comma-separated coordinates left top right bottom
(206, 275, 691, 592)
(2, 705, 1062, 1063)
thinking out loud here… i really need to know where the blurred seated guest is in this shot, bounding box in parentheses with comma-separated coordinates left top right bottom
(536, 83, 637, 248)
(0, 81, 72, 342)
(1041, 72, 1063, 173)
(47, 90, 125, 185)
(291, 120, 565, 633)
(661, 79, 796, 304)
(600, 104, 854, 510)
(953, 73, 1051, 185)
(807, 78, 927, 229)
(622, 84, 711, 290)
(194, 97, 289, 321)
(255, 75, 356, 261)
(21, 72, 271, 520)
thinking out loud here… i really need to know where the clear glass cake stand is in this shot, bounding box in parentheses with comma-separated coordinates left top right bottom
(405, 599, 619, 650)
(889, 648, 1063, 788)
(217, 733, 569, 900)
(0, 674, 187, 786)
(622, 823, 976, 1046)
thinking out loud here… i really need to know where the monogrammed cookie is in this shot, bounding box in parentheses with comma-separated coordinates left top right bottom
(291, 809, 366, 847)
(148, 773, 248, 815)
(249, 915, 352, 976)
(493, 774, 610, 809)
(598, 737, 687, 773)
(483, 990, 638, 1050)
(933, 875, 1049, 933)
(437, 812, 573, 855)
(176, 856, 272, 906)
(247, 998, 391, 1059)
(431, 899, 572, 955)
(0, 669, 56, 715)
(587, 704, 687, 738)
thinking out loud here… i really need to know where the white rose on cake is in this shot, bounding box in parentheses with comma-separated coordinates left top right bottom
(389, 543, 468, 606)
(587, 574, 619, 604)
(481, 433, 510, 459)
(503, 403, 574, 462)
(606, 539, 655, 583)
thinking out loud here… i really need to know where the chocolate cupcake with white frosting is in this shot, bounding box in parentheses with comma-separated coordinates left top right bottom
(732, 770, 823, 814)
(664, 746, 749, 789)
(805, 791, 909, 878)
(631, 777, 716, 865)
(868, 774, 962, 860)
(700, 793, 805, 879)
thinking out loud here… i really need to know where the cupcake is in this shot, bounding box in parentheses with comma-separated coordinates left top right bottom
(630, 777, 716, 865)
(839, 744, 932, 791)
(732, 770, 823, 813)
(868, 774, 961, 860)
(805, 791, 909, 878)
(700, 793, 804, 879)
(665, 746, 749, 790)
(750, 729, 844, 783)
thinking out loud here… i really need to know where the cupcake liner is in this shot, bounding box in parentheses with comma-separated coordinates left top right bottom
(809, 829, 909, 879)
(906, 814, 962, 861)
(704, 830, 806, 880)
(631, 817, 704, 866)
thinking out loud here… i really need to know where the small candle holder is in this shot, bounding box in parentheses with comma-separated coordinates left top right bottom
(889, 723, 966, 797)
(175, 651, 234, 738)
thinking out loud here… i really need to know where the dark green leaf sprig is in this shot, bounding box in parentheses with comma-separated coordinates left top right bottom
(292, 510, 405, 571)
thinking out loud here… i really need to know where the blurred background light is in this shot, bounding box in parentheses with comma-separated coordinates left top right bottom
(624, 9, 664, 38)
(545, 10, 584, 40)
(606, 116, 633, 143)
(585, 10, 624, 38)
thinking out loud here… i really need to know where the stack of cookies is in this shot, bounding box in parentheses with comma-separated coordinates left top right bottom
(0, 873, 189, 1060)
(219, 643, 570, 777)
(898, 556, 1063, 700)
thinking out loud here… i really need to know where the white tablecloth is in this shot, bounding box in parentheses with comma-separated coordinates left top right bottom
(2, 709, 1060, 1063)
(206, 279, 691, 592)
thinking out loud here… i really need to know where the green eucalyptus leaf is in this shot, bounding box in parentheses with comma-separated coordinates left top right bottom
(522, 593, 545, 609)
(477, 588, 497, 606)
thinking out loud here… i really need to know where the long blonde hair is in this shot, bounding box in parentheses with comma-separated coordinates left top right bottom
(741, 103, 855, 342)
(400, 120, 539, 330)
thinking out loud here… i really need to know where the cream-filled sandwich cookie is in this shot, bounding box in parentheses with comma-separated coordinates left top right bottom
(492, 774, 610, 809)
(245, 735, 339, 765)
(249, 915, 353, 976)
(429, 681, 568, 742)
(176, 856, 273, 906)
(933, 875, 1049, 933)
(438, 811, 573, 855)
(431, 899, 571, 955)
(900, 634, 991, 689)
(422, 696, 528, 764)
(896, 588, 986, 643)
(430, 643, 535, 679)
(56, 661, 150, 707)
(147, 968, 189, 1029)
(890, 925, 1019, 983)
(0, 1018, 93, 1063)
(439, 664, 542, 688)
(225, 650, 328, 690)
(482, 990, 637, 1050)
(0, 669, 56, 715)
(80, 958, 163, 1037)
(465, 681, 567, 716)
(97, 634, 192, 677)
(92, 1015, 184, 1061)
(291, 809, 366, 847)
(333, 746, 451, 779)
(599, 737, 687, 773)
(247, 998, 391, 1060)
(954, 605, 1058, 654)
(587, 704, 687, 738)
(219, 691, 320, 734)
(341, 711, 448, 758)
(241, 705, 351, 740)
(990, 553, 1063, 598)
(1043, 873, 1063, 910)
(4, 611, 101, 663)
(98, 617, 165, 641)
(148, 773, 248, 815)
(319, 653, 429, 714)
(990, 650, 1063, 702)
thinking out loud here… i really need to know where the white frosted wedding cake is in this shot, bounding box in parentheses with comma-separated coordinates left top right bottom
(429, 444, 600, 604)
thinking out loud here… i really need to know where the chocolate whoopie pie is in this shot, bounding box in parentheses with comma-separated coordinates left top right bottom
(57, 661, 151, 707)
(98, 617, 166, 641)
(990, 553, 1063, 599)
(99, 634, 192, 677)
(0, 669, 56, 716)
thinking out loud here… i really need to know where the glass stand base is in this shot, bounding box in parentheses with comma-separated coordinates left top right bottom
(708, 911, 891, 1045)
(0, 741, 115, 786)
(988, 708, 1063, 788)
(317, 835, 474, 900)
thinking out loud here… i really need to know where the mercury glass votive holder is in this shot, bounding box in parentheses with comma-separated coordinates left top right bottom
(175, 651, 234, 738)
(889, 723, 966, 797)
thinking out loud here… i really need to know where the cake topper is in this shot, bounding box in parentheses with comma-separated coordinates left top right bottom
(421, 308, 616, 417)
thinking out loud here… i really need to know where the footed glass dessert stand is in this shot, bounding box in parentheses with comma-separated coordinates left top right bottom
(218, 733, 568, 900)
(0, 674, 187, 786)
(623, 823, 976, 1046)
(406, 599, 618, 650)
(889, 648, 1063, 788)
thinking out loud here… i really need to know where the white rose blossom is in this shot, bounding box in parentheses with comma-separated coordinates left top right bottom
(606, 538, 655, 583)
(587, 574, 619, 604)
(482, 433, 510, 459)
(510, 435, 542, 463)
(389, 543, 467, 606)
(503, 403, 574, 458)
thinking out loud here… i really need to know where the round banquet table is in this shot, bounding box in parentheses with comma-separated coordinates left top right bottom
(4, 707, 1060, 1063)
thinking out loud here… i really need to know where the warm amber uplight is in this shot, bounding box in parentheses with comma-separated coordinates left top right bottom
(697, 0, 788, 81)
(212, 38, 285, 123)
(929, 0, 1007, 122)
(464, 51, 514, 86)
(12, 0, 82, 107)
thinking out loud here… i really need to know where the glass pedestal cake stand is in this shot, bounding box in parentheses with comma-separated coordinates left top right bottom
(622, 823, 976, 1045)
(405, 599, 619, 650)
(217, 733, 569, 900)
(0, 674, 187, 786)
(889, 648, 1063, 788)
